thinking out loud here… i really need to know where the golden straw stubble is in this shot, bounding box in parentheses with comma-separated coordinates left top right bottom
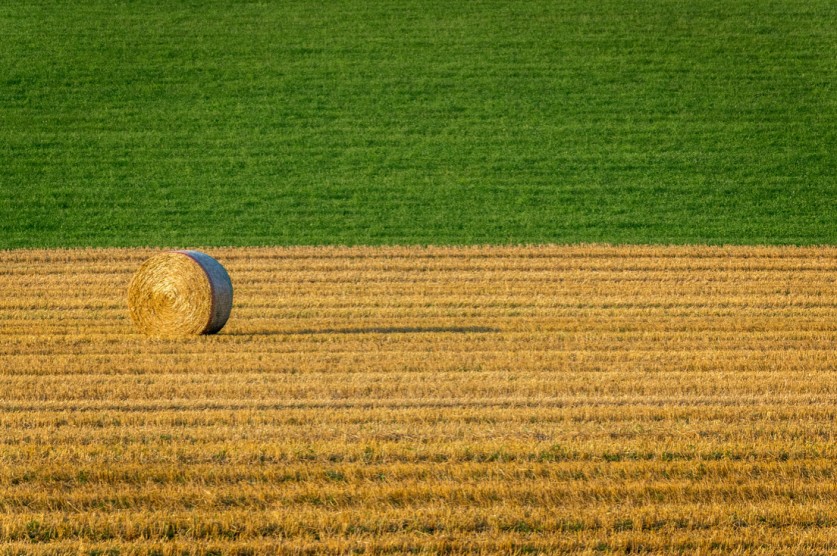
(3, 245, 837, 553)
(127, 250, 233, 336)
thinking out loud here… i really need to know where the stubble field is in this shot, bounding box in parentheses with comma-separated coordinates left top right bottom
(1, 245, 836, 554)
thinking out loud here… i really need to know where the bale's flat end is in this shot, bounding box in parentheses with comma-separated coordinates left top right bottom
(127, 250, 233, 336)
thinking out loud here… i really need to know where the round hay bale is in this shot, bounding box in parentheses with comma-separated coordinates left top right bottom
(127, 250, 233, 336)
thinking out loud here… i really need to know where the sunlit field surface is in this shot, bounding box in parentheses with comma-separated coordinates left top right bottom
(1, 245, 836, 554)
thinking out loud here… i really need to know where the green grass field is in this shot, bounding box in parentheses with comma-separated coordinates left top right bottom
(1, 0, 835, 248)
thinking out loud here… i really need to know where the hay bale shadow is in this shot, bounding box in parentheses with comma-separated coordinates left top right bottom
(230, 326, 500, 336)
(292, 326, 500, 335)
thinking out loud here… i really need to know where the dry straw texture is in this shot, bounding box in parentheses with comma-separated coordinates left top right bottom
(1, 245, 836, 554)
(127, 250, 232, 336)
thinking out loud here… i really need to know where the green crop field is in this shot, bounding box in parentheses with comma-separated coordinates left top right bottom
(2, 0, 835, 248)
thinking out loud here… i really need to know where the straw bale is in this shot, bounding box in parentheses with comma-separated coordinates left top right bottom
(127, 250, 233, 336)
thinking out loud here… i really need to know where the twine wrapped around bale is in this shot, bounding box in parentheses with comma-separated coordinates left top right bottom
(128, 250, 233, 336)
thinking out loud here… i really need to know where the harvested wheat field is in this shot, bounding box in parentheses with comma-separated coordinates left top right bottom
(1, 245, 836, 555)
